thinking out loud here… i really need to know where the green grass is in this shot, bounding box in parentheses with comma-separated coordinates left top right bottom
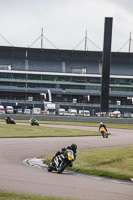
(41, 146, 133, 181)
(0, 191, 73, 200)
(0, 124, 100, 138)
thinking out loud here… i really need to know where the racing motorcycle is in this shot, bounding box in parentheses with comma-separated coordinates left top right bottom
(47, 149, 75, 173)
(100, 127, 108, 138)
(29, 119, 39, 126)
(5, 117, 16, 124)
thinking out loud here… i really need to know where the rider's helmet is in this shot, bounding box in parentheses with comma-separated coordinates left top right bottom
(71, 143, 77, 152)
(100, 122, 103, 125)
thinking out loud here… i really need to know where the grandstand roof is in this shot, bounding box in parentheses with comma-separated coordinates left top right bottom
(0, 45, 133, 63)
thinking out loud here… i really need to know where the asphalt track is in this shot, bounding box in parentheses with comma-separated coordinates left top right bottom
(0, 123, 133, 200)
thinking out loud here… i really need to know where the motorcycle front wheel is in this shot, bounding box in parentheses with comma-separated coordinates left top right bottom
(57, 163, 68, 174)
(102, 132, 105, 138)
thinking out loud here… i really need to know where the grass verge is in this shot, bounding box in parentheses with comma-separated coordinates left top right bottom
(0, 124, 100, 138)
(0, 191, 73, 200)
(41, 146, 133, 181)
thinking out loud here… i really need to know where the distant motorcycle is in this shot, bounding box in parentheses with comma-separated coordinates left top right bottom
(47, 149, 75, 173)
(100, 127, 108, 138)
(5, 117, 16, 124)
(29, 119, 39, 126)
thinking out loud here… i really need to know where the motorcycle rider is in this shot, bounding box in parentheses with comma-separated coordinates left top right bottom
(52, 143, 77, 167)
(5, 115, 13, 123)
(99, 122, 107, 132)
(29, 117, 35, 125)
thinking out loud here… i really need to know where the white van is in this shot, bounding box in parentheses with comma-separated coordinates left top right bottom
(79, 110, 90, 117)
(58, 108, 65, 115)
(32, 108, 41, 115)
(6, 106, 14, 114)
(24, 109, 31, 114)
(68, 108, 77, 116)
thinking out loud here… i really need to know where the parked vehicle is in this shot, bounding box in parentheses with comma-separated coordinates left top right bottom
(110, 110, 121, 118)
(58, 108, 65, 115)
(47, 149, 75, 173)
(32, 108, 41, 115)
(0, 105, 5, 114)
(6, 106, 14, 114)
(78, 110, 90, 117)
(44, 103, 56, 115)
(17, 108, 23, 114)
(68, 108, 77, 116)
(24, 109, 31, 114)
(41, 111, 47, 115)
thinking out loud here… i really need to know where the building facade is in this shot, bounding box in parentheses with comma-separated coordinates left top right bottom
(0, 46, 133, 113)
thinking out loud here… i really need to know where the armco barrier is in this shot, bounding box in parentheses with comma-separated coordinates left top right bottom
(0, 114, 133, 124)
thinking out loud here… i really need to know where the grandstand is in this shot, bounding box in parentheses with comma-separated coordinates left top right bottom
(0, 45, 133, 114)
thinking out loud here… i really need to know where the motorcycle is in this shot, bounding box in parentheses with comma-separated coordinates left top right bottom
(47, 149, 75, 173)
(29, 119, 39, 126)
(100, 127, 108, 138)
(5, 117, 16, 124)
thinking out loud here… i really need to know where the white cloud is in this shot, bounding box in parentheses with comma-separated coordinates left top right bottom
(0, 0, 133, 51)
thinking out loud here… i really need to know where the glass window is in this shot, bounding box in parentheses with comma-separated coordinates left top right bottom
(130, 79, 133, 85)
(28, 74, 41, 80)
(71, 85, 85, 89)
(28, 83, 40, 88)
(86, 77, 101, 84)
(42, 75, 56, 81)
(56, 76, 71, 82)
(12, 73, 26, 80)
(61, 85, 71, 90)
(71, 76, 86, 83)
(115, 78, 130, 85)
(12, 82, 26, 87)
(86, 85, 101, 90)
(28, 83, 55, 88)
(109, 78, 115, 84)
(0, 81, 11, 86)
(41, 83, 55, 88)
(111, 87, 133, 92)
(0, 73, 12, 79)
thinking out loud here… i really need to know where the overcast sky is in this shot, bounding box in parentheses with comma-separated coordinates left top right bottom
(0, 0, 133, 52)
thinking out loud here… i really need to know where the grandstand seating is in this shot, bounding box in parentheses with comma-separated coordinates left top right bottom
(110, 62, 133, 76)
(0, 57, 25, 70)
(0, 55, 133, 76)
(28, 59, 62, 72)
(65, 61, 99, 74)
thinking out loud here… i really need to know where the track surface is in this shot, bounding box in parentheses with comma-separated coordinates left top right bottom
(0, 124, 133, 200)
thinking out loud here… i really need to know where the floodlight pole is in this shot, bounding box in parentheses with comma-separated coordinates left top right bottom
(85, 30, 87, 51)
(129, 32, 131, 52)
(41, 27, 44, 49)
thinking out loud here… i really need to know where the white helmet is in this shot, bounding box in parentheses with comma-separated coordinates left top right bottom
(100, 122, 103, 125)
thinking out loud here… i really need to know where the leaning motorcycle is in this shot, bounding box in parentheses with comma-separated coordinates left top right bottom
(100, 127, 108, 138)
(5, 117, 16, 124)
(47, 149, 74, 173)
(29, 119, 39, 126)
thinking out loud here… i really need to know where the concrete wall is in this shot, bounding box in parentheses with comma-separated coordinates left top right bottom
(1, 114, 133, 124)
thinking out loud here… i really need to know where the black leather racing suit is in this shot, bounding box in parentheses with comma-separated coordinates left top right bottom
(52, 146, 77, 167)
